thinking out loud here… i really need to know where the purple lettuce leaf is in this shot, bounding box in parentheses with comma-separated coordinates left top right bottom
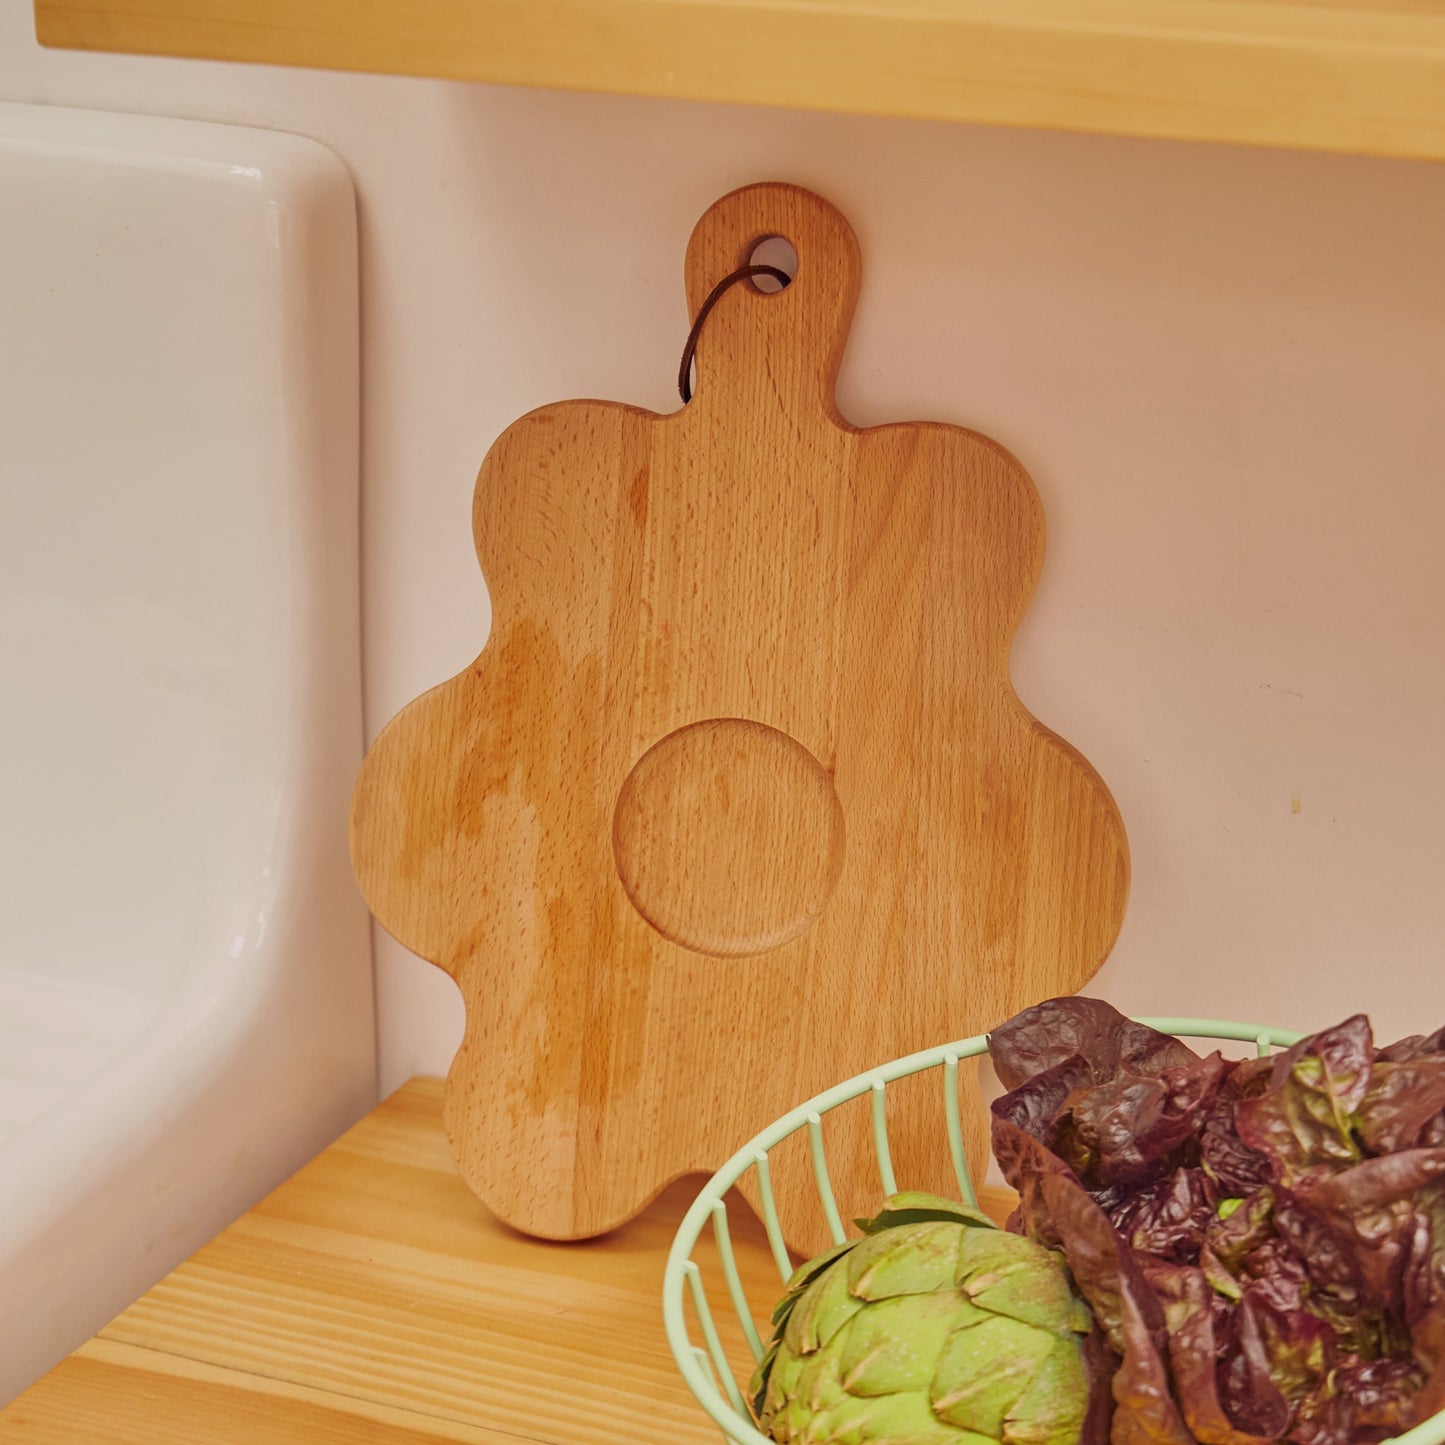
(988, 997, 1200, 1091)
(991, 1115, 1197, 1444)
(1145, 1263, 1277, 1445)
(1415, 1309, 1445, 1421)
(1068, 1053, 1230, 1193)
(1355, 1058, 1445, 1155)
(1239, 1291, 1333, 1408)
(1419, 1370, 1445, 1432)
(1201, 1244, 1244, 1304)
(1038, 1171, 1192, 1445)
(993, 1122, 1120, 1445)
(1377, 1025, 1445, 1064)
(1200, 1060, 1276, 1195)
(990, 1052, 1094, 1144)
(1292, 1148, 1445, 1307)
(1203, 1189, 1309, 1314)
(989, 1005, 1229, 1199)
(1271, 1187, 1364, 1306)
(1080, 1326, 1122, 1445)
(1216, 1292, 1292, 1439)
(1404, 1183, 1445, 1354)
(1206, 1187, 1276, 1271)
(1414, 1300, 1445, 1382)
(1111, 1301, 1199, 1445)
(1034, 1165, 1173, 1353)
(1235, 1017, 1373, 1185)
(1225, 1056, 1277, 1097)
(991, 1110, 1079, 1236)
(1112, 1167, 1220, 1264)
(1290, 1358, 1427, 1445)
(1235, 1238, 1310, 1314)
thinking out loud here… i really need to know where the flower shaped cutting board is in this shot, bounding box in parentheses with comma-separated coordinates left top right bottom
(351, 183, 1129, 1246)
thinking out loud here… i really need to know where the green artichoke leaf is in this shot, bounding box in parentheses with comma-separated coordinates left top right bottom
(759, 1338, 807, 1426)
(773, 1381, 990, 1445)
(778, 1236, 864, 1320)
(860, 1192, 1001, 1236)
(839, 1289, 989, 1396)
(759, 1237, 864, 1408)
(751, 1339, 779, 1419)
(931, 1314, 1057, 1437)
(848, 1220, 964, 1300)
(956, 1228, 1093, 1336)
(768, 1233, 861, 1359)
(789, 1321, 859, 1425)
(846, 1390, 995, 1445)
(1001, 1331, 1091, 1445)
(786, 1253, 868, 1355)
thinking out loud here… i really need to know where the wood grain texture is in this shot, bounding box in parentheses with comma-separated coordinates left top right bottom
(613, 718, 847, 957)
(0, 1075, 1019, 1444)
(350, 183, 1129, 1250)
(0, 1343, 514, 1444)
(33, 0, 1445, 162)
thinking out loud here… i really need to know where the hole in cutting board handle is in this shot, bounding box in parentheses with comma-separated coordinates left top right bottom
(747, 235, 797, 292)
(677, 249, 796, 403)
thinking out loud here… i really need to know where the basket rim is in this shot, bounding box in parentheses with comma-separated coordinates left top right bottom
(661, 1015, 1445, 1445)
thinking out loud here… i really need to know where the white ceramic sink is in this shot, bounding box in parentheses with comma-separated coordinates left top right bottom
(0, 102, 376, 1401)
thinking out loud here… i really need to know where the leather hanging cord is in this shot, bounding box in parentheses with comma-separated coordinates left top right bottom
(678, 263, 793, 404)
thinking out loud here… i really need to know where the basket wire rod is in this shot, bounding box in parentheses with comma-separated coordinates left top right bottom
(711, 1200, 765, 1362)
(807, 1112, 847, 1244)
(685, 1260, 749, 1419)
(1137, 1018, 1301, 1048)
(870, 1080, 898, 1196)
(1383, 1409, 1445, 1445)
(693, 1345, 718, 1388)
(687, 1344, 771, 1445)
(690, 1348, 751, 1445)
(942, 1053, 980, 1209)
(752, 1151, 793, 1282)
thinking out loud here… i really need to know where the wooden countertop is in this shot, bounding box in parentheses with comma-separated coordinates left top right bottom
(0, 1076, 1014, 1443)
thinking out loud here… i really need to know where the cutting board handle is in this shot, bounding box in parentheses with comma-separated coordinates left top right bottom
(682, 183, 861, 416)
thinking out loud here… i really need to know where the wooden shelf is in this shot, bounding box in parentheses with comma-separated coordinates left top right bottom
(33, 0, 1445, 163)
(0, 1079, 725, 1443)
(0, 1075, 1016, 1444)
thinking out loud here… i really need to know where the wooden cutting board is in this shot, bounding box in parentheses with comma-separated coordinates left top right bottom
(350, 182, 1129, 1248)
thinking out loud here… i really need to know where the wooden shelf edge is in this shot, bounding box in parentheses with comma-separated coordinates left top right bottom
(32, 0, 1445, 163)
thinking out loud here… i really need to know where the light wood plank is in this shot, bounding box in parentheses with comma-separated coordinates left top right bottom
(0, 1339, 510, 1444)
(32, 0, 1445, 161)
(104, 1079, 748, 1444)
(0, 1077, 1016, 1441)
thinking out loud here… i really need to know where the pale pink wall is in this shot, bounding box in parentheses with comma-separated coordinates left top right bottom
(6, 1, 1444, 1095)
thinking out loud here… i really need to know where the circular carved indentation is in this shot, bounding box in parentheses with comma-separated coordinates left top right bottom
(612, 719, 845, 958)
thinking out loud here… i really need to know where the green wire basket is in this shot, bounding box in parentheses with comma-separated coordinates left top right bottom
(662, 1017, 1445, 1445)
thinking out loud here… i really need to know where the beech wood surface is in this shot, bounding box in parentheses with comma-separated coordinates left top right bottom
(350, 183, 1128, 1249)
(34, 0, 1445, 164)
(0, 1075, 1020, 1443)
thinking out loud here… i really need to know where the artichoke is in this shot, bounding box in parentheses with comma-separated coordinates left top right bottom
(750, 1193, 1094, 1445)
